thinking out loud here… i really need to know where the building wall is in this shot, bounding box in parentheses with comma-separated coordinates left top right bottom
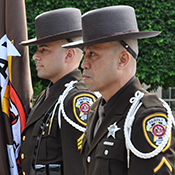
(142, 84, 175, 117)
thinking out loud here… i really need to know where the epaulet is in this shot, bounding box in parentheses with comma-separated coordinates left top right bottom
(90, 98, 101, 111)
(73, 79, 87, 90)
(141, 93, 163, 108)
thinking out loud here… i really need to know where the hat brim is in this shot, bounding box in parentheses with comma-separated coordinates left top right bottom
(62, 31, 161, 48)
(20, 29, 82, 46)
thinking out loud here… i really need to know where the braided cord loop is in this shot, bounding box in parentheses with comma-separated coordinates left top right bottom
(57, 80, 86, 132)
(124, 90, 174, 168)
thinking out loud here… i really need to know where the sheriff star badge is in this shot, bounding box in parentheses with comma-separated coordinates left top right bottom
(107, 122, 121, 139)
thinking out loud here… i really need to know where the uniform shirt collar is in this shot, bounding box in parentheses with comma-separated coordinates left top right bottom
(101, 76, 136, 115)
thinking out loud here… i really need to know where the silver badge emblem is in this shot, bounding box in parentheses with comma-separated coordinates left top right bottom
(107, 122, 121, 139)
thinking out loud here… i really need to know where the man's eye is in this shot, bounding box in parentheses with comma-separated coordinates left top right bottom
(90, 52, 95, 56)
(83, 51, 95, 57)
(42, 48, 47, 52)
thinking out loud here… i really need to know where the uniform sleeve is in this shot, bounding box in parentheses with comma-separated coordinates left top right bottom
(60, 90, 97, 175)
(128, 108, 175, 175)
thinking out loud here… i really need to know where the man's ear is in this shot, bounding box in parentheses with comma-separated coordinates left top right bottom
(65, 49, 76, 63)
(118, 51, 130, 69)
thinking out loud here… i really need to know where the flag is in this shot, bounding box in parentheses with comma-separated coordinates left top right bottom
(0, 0, 33, 174)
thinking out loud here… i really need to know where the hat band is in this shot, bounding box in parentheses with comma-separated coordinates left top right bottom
(83, 29, 139, 42)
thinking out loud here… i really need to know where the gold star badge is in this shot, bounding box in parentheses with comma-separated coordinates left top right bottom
(107, 122, 121, 139)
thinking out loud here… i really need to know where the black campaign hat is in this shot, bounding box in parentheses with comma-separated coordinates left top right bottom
(62, 5, 161, 48)
(20, 8, 82, 46)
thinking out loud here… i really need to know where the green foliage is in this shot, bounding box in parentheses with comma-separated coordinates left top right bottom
(25, 0, 175, 95)
(33, 80, 45, 101)
(32, 79, 49, 101)
(135, 0, 175, 91)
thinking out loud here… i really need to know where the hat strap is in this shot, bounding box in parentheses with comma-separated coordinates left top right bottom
(66, 38, 73, 43)
(119, 40, 138, 61)
(66, 38, 83, 51)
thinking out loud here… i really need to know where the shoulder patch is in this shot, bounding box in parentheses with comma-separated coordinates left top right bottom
(73, 93, 96, 126)
(143, 113, 171, 152)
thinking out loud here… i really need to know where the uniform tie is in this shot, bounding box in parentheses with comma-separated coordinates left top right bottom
(93, 104, 105, 137)
(44, 86, 50, 101)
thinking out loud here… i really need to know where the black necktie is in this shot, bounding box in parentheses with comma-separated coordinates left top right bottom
(44, 86, 49, 101)
(93, 104, 105, 137)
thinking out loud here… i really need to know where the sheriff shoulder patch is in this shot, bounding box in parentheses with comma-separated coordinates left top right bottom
(143, 113, 171, 152)
(73, 94, 96, 126)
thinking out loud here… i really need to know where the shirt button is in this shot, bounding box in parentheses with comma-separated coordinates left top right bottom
(23, 171, 26, 175)
(22, 136, 26, 141)
(87, 156, 91, 163)
(21, 153, 25, 159)
(104, 150, 109, 155)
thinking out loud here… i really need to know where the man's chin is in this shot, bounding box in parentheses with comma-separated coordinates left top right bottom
(37, 73, 46, 79)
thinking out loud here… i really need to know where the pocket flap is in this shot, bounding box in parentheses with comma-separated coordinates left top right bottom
(95, 138, 125, 162)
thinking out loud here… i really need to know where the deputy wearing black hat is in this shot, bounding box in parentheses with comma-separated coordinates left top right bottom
(20, 8, 97, 175)
(63, 5, 175, 175)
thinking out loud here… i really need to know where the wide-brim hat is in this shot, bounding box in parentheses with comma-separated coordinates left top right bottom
(62, 5, 161, 48)
(20, 8, 82, 46)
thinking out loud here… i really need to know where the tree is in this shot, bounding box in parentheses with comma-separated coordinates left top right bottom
(25, 0, 175, 96)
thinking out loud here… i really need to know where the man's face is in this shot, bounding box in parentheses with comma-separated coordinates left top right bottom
(82, 42, 121, 96)
(33, 40, 67, 83)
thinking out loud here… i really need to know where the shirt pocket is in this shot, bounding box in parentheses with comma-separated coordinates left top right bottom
(32, 117, 60, 161)
(95, 138, 125, 161)
(32, 117, 58, 138)
(92, 138, 126, 175)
